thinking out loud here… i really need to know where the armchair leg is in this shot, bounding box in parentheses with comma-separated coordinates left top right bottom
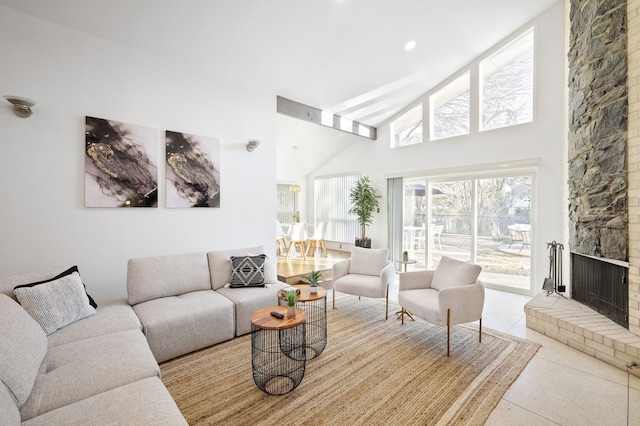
(332, 287, 335, 309)
(479, 317, 482, 342)
(447, 308, 451, 357)
(385, 286, 389, 320)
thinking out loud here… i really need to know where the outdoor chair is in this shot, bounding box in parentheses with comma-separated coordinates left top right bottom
(398, 256, 484, 356)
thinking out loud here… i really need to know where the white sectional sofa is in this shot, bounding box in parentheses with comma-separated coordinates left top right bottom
(0, 245, 287, 425)
(127, 246, 288, 362)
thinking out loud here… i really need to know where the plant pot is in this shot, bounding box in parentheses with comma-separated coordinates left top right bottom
(287, 305, 296, 318)
(403, 253, 409, 262)
(309, 285, 318, 293)
(355, 237, 371, 248)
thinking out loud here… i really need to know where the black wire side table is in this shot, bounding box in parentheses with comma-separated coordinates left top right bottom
(250, 306, 306, 395)
(278, 285, 328, 359)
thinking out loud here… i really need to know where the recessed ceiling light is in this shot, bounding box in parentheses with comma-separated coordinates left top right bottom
(405, 40, 416, 52)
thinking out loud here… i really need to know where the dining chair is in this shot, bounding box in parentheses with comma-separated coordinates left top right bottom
(306, 222, 327, 257)
(287, 222, 308, 260)
(276, 220, 288, 255)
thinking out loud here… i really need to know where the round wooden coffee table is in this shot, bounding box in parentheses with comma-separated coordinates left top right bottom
(250, 306, 306, 395)
(278, 285, 328, 359)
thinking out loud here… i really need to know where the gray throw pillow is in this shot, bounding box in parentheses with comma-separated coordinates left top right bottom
(229, 255, 267, 288)
(14, 271, 96, 334)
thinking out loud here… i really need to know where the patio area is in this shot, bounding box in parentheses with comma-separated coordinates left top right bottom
(404, 232, 531, 290)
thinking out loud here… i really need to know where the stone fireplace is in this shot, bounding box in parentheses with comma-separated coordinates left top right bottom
(526, 0, 640, 375)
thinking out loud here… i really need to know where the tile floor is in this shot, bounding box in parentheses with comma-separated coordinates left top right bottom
(285, 251, 639, 424)
(387, 283, 640, 426)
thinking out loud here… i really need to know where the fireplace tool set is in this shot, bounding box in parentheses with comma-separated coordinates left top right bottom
(543, 240, 566, 296)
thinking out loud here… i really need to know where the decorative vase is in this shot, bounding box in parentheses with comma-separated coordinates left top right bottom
(310, 285, 318, 293)
(287, 305, 296, 318)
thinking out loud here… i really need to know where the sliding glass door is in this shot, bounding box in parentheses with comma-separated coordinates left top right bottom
(403, 173, 532, 293)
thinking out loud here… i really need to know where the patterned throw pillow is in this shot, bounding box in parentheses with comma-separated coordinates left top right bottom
(229, 255, 267, 288)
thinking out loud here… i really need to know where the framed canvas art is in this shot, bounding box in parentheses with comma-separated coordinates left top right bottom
(85, 116, 158, 207)
(166, 130, 220, 207)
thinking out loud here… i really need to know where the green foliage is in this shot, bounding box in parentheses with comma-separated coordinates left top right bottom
(284, 289, 298, 306)
(348, 176, 382, 240)
(301, 270, 324, 287)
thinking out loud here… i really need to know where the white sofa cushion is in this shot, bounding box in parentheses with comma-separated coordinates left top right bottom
(127, 252, 211, 305)
(132, 290, 235, 363)
(19, 329, 159, 421)
(47, 298, 142, 347)
(14, 271, 96, 335)
(349, 247, 389, 276)
(207, 246, 276, 290)
(217, 281, 289, 336)
(0, 295, 48, 409)
(21, 377, 187, 426)
(431, 256, 482, 291)
(0, 379, 20, 426)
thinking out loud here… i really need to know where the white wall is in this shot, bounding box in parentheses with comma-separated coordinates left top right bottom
(307, 3, 567, 294)
(0, 7, 277, 300)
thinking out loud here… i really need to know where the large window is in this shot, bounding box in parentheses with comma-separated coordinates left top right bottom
(402, 174, 533, 294)
(480, 27, 534, 131)
(430, 72, 470, 140)
(314, 174, 360, 243)
(276, 183, 298, 224)
(391, 105, 422, 148)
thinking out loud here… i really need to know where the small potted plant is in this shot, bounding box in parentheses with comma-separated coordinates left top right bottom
(302, 270, 324, 293)
(403, 251, 409, 262)
(284, 289, 298, 318)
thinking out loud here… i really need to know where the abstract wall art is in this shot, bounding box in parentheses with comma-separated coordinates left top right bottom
(165, 131, 220, 208)
(85, 116, 158, 208)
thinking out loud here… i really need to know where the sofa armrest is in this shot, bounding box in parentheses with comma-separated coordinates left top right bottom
(332, 259, 351, 282)
(438, 281, 485, 325)
(399, 270, 435, 291)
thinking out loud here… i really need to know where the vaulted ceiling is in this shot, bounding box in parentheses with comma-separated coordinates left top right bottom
(0, 0, 561, 175)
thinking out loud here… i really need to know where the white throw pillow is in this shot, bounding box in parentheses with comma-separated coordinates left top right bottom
(349, 247, 389, 276)
(14, 271, 96, 334)
(431, 256, 482, 291)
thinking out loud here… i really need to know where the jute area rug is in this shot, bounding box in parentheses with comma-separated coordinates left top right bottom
(160, 294, 540, 425)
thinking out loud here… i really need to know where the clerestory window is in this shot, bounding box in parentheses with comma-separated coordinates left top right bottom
(480, 27, 534, 131)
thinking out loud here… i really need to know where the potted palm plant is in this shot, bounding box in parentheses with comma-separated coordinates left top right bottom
(284, 289, 298, 318)
(302, 270, 324, 293)
(348, 176, 382, 248)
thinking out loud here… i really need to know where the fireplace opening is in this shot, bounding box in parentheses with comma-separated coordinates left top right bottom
(571, 253, 629, 329)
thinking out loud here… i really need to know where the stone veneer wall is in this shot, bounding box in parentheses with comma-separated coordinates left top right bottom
(627, 0, 640, 336)
(568, 0, 628, 261)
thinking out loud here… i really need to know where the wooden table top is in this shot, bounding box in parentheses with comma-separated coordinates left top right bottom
(251, 305, 306, 330)
(278, 284, 328, 302)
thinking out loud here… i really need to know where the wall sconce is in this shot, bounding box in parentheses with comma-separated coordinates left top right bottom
(4, 95, 36, 118)
(289, 184, 301, 193)
(246, 140, 261, 152)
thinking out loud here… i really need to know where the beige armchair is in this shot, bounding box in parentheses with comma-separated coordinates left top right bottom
(398, 256, 484, 356)
(332, 247, 395, 319)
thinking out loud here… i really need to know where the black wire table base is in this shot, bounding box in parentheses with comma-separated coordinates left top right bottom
(278, 295, 327, 359)
(251, 323, 306, 395)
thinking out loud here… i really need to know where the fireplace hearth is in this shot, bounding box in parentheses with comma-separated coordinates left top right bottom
(571, 253, 629, 329)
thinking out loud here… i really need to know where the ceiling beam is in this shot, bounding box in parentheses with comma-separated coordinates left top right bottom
(277, 96, 377, 140)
